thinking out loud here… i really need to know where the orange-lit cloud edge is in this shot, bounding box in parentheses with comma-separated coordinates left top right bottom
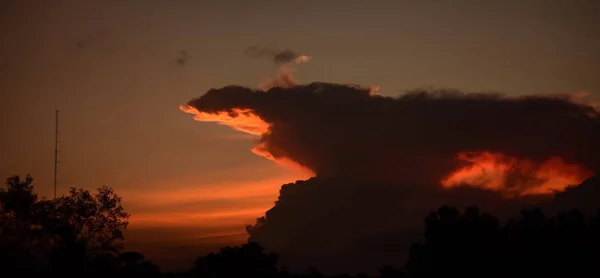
(180, 103, 593, 197)
(179, 58, 597, 198)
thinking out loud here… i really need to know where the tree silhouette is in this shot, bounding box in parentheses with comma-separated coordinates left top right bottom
(190, 241, 279, 278)
(404, 206, 501, 277)
(405, 206, 600, 277)
(52, 186, 129, 252)
(0, 175, 37, 218)
(3, 174, 600, 277)
(378, 265, 405, 278)
(0, 175, 50, 272)
(48, 186, 130, 273)
(118, 251, 161, 275)
(0, 175, 133, 274)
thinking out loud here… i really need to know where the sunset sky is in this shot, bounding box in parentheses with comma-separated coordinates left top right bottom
(2, 0, 599, 270)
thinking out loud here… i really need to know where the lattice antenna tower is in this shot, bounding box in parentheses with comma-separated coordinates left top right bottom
(54, 109, 60, 199)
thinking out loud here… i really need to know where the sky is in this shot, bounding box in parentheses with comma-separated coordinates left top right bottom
(1, 0, 599, 271)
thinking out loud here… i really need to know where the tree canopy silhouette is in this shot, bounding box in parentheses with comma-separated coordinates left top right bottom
(2, 174, 600, 278)
(404, 206, 600, 277)
(0, 175, 144, 275)
(190, 241, 279, 278)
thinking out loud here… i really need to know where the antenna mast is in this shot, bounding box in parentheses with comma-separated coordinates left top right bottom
(54, 109, 60, 199)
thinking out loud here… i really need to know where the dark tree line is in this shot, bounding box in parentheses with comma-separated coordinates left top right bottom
(0, 175, 158, 276)
(404, 206, 600, 277)
(2, 175, 600, 277)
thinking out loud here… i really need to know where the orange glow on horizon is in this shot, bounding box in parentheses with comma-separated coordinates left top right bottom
(122, 175, 307, 208)
(123, 173, 312, 239)
(441, 151, 593, 196)
(130, 207, 271, 227)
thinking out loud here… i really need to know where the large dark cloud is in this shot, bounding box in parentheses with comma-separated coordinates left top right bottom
(183, 82, 600, 274)
(245, 177, 559, 274)
(543, 174, 600, 216)
(188, 83, 600, 186)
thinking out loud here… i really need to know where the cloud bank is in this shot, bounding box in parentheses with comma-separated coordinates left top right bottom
(183, 82, 600, 194)
(180, 50, 600, 273)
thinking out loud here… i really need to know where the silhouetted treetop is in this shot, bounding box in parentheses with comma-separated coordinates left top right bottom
(405, 205, 600, 278)
(0, 175, 37, 218)
(191, 241, 279, 278)
(3, 174, 600, 278)
(52, 186, 130, 253)
(0, 175, 132, 275)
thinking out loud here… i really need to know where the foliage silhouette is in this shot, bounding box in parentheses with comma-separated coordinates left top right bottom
(118, 251, 161, 275)
(2, 174, 600, 277)
(404, 206, 600, 277)
(0, 175, 144, 275)
(190, 241, 279, 278)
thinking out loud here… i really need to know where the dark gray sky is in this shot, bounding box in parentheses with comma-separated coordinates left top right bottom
(1, 0, 599, 268)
